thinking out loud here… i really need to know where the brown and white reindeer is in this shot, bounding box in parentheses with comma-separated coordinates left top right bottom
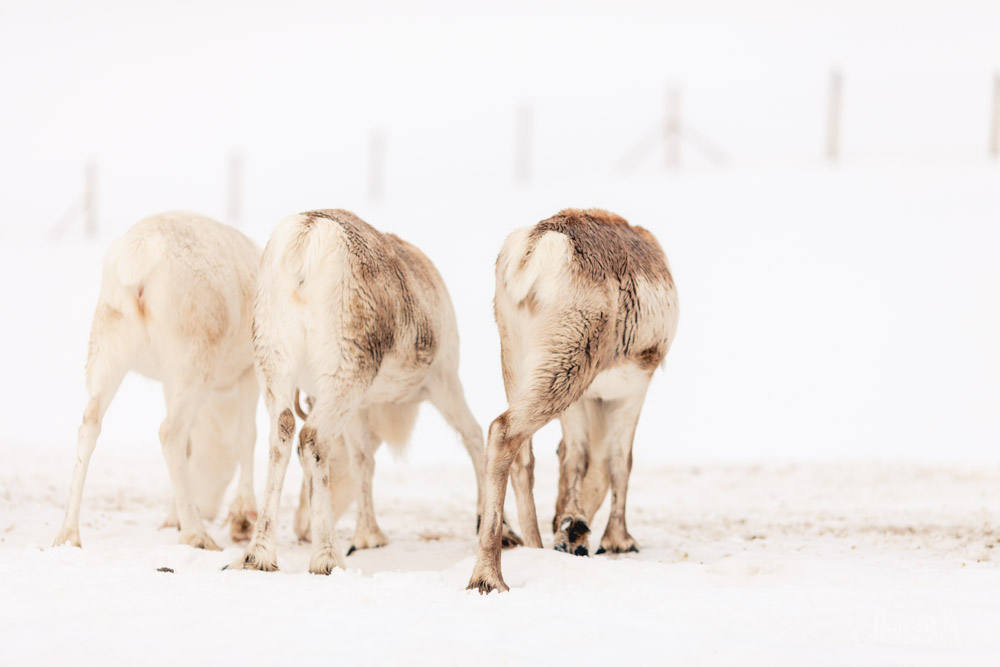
(233, 209, 519, 574)
(468, 208, 678, 593)
(53, 211, 261, 551)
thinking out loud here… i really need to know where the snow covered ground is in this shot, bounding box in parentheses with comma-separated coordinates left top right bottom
(1, 160, 999, 665)
(3, 0, 1000, 664)
(3, 452, 1000, 665)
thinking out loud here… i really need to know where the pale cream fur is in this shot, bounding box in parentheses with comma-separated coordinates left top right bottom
(53, 211, 261, 551)
(234, 209, 519, 575)
(468, 209, 678, 593)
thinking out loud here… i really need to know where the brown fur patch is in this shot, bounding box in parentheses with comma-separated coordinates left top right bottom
(278, 409, 295, 442)
(519, 291, 539, 315)
(526, 209, 673, 359)
(82, 401, 99, 426)
(299, 425, 323, 465)
(634, 345, 664, 371)
(136, 285, 147, 320)
(529, 209, 672, 285)
(300, 210, 441, 376)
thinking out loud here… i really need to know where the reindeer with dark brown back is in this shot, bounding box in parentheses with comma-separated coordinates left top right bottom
(468, 209, 678, 593)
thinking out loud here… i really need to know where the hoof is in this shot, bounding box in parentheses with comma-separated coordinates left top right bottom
(53, 526, 82, 548)
(478, 515, 524, 549)
(349, 526, 388, 553)
(228, 511, 257, 543)
(501, 524, 524, 549)
(553, 517, 590, 556)
(347, 541, 387, 557)
(597, 535, 640, 555)
(467, 570, 509, 594)
(309, 545, 345, 574)
(181, 532, 221, 551)
(229, 543, 278, 571)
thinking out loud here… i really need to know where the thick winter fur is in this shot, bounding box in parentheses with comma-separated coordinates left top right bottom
(235, 209, 519, 575)
(53, 211, 261, 551)
(468, 208, 679, 593)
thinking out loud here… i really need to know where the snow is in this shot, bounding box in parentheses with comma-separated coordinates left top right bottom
(4, 451, 1000, 665)
(3, 158, 1000, 667)
(2, 0, 1000, 663)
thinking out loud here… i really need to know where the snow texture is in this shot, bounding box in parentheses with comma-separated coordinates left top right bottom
(2, 1, 1000, 664)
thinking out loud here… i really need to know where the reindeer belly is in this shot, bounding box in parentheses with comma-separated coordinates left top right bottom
(583, 363, 651, 401)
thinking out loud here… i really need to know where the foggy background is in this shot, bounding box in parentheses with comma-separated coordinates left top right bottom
(2, 0, 999, 473)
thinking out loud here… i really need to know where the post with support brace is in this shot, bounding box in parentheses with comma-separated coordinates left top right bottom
(665, 86, 681, 169)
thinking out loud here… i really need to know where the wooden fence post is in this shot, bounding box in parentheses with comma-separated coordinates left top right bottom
(514, 104, 533, 184)
(368, 131, 385, 202)
(990, 72, 1000, 159)
(227, 151, 244, 226)
(826, 69, 843, 161)
(84, 160, 97, 238)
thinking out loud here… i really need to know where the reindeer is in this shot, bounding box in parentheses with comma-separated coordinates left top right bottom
(53, 211, 261, 551)
(233, 209, 520, 574)
(467, 208, 679, 593)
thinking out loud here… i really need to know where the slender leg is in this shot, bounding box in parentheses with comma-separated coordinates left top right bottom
(596, 385, 649, 554)
(228, 368, 259, 542)
(467, 412, 532, 593)
(159, 381, 219, 550)
(302, 384, 362, 574)
(428, 371, 523, 547)
(468, 306, 610, 592)
(234, 378, 295, 571)
(345, 413, 387, 553)
(555, 399, 610, 530)
(509, 437, 542, 547)
(293, 468, 312, 542)
(579, 397, 610, 525)
(53, 358, 130, 547)
(553, 399, 592, 556)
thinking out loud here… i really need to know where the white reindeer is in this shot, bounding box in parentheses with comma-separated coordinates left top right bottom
(233, 209, 519, 574)
(468, 208, 679, 593)
(53, 211, 261, 551)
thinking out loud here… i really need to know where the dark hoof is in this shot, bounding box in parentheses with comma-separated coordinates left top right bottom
(597, 543, 640, 554)
(561, 518, 589, 542)
(501, 535, 518, 548)
(596, 546, 605, 555)
(346, 545, 356, 556)
(554, 516, 590, 556)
